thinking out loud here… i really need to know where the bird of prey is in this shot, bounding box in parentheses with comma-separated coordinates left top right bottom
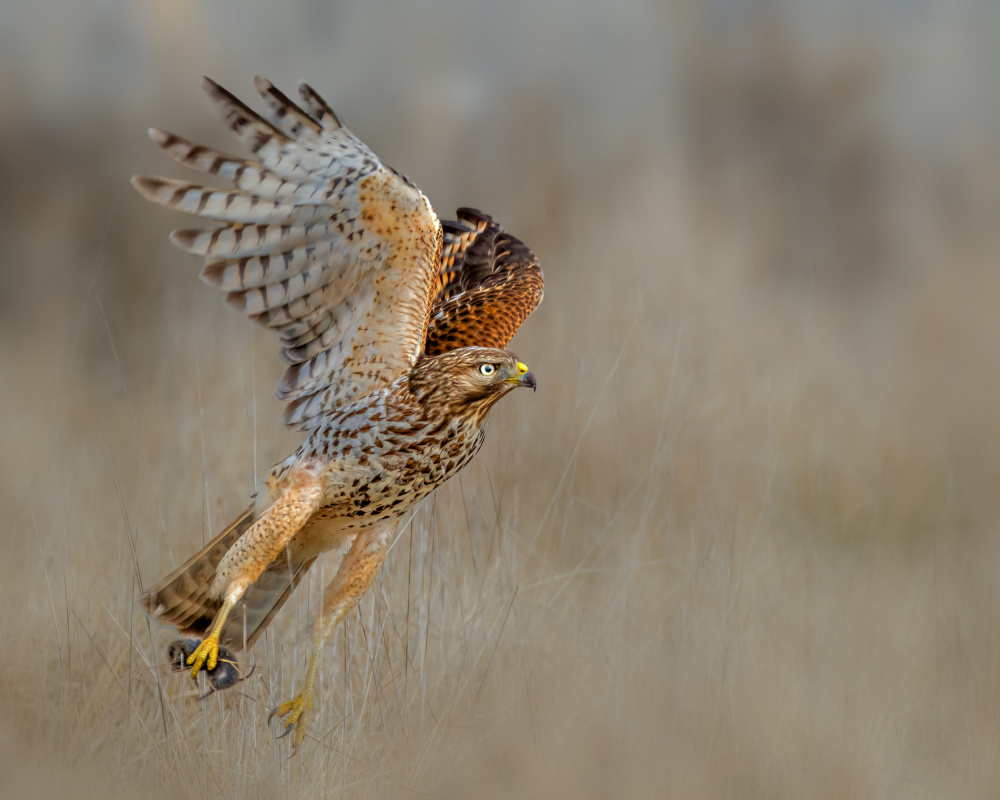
(134, 76, 543, 752)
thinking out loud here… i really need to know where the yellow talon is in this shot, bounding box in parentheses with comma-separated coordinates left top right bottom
(185, 593, 238, 679)
(186, 633, 220, 677)
(269, 693, 312, 750)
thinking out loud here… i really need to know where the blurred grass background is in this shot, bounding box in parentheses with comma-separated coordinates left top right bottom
(2, 0, 1000, 797)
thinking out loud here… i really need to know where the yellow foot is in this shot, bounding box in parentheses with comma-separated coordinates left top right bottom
(186, 633, 220, 677)
(268, 693, 312, 752)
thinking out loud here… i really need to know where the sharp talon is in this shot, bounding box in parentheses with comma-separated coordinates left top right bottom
(268, 694, 310, 751)
(186, 636, 220, 679)
(170, 639, 247, 697)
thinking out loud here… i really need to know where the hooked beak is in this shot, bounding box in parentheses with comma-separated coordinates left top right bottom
(507, 361, 536, 392)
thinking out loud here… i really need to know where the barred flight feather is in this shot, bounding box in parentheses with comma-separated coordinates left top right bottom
(135, 77, 438, 429)
(134, 77, 541, 429)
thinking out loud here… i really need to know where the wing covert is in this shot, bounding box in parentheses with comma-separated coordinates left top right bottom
(133, 77, 440, 429)
(424, 209, 543, 355)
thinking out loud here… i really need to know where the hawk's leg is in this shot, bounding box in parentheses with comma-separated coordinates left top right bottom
(270, 525, 392, 752)
(187, 465, 324, 677)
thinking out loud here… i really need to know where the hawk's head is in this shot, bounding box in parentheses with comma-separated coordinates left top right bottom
(409, 347, 536, 419)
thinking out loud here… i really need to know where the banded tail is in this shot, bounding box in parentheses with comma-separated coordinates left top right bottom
(141, 504, 315, 650)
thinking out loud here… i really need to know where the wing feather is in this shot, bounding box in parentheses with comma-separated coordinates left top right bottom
(434, 209, 492, 303)
(131, 176, 325, 225)
(297, 82, 345, 131)
(133, 77, 440, 429)
(424, 209, 543, 355)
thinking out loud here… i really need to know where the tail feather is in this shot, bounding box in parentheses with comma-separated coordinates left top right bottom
(142, 504, 314, 650)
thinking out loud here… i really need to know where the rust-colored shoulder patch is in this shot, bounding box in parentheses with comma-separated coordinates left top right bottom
(425, 210, 543, 354)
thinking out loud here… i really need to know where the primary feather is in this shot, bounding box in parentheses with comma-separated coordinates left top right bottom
(134, 76, 439, 429)
(134, 79, 543, 428)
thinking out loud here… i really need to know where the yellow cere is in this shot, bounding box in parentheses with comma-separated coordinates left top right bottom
(517, 362, 529, 375)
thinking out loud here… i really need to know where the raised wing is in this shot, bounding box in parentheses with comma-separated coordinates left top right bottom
(423, 209, 543, 355)
(133, 77, 441, 429)
(432, 210, 492, 303)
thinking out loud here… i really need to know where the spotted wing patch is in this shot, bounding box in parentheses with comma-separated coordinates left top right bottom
(432, 208, 492, 304)
(133, 77, 440, 429)
(424, 209, 543, 355)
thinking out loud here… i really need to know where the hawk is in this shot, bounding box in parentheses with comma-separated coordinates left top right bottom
(134, 76, 543, 752)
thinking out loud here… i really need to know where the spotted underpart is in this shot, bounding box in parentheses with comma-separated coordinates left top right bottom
(268, 347, 521, 529)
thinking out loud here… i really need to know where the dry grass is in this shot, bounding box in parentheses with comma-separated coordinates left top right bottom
(2, 2, 1000, 798)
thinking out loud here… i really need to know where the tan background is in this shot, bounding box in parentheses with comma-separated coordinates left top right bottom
(2, 1, 1000, 797)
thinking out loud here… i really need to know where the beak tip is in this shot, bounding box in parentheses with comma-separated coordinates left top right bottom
(511, 362, 536, 391)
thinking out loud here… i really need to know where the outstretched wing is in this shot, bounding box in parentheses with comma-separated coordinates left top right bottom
(423, 208, 544, 356)
(432, 210, 492, 303)
(133, 77, 441, 430)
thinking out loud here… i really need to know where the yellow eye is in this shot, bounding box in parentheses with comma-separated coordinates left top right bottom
(479, 364, 496, 376)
